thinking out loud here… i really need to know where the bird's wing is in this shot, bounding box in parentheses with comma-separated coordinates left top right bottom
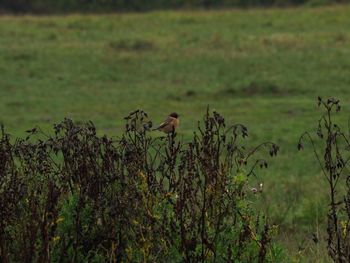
(156, 116, 174, 129)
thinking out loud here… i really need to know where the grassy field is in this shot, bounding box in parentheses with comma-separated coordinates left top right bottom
(1, 4, 350, 261)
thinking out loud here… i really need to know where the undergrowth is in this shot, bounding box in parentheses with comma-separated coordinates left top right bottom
(0, 109, 281, 262)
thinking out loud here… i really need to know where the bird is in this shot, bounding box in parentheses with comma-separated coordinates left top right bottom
(153, 112, 179, 134)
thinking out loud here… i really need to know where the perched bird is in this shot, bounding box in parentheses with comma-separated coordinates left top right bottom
(153, 112, 179, 134)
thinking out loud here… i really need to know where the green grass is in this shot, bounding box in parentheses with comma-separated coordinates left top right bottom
(1, 5, 350, 261)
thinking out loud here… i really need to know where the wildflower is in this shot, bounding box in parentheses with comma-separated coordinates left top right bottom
(251, 187, 257, 194)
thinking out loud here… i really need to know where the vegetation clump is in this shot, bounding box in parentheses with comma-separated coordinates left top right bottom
(0, 109, 280, 262)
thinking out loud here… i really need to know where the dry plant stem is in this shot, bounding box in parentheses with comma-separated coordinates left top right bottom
(299, 97, 350, 262)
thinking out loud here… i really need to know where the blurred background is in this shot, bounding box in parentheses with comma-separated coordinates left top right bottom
(0, 0, 349, 261)
(0, 0, 348, 13)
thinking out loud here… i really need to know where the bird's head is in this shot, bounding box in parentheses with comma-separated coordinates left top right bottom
(169, 112, 179, 119)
